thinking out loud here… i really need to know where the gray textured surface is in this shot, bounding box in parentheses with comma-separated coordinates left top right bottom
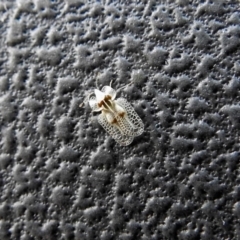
(0, 0, 240, 239)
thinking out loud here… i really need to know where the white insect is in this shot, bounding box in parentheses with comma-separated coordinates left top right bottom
(88, 83, 144, 146)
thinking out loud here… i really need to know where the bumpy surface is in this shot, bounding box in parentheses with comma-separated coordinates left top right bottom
(0, 0, 240, 239)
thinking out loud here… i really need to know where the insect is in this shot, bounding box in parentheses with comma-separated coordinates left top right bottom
(88, 82, 144, 146)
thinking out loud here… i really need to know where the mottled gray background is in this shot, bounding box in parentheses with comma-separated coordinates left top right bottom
(0, 0, 240, 239)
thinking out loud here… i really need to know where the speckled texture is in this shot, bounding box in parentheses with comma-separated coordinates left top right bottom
(0, 0, 240, 239)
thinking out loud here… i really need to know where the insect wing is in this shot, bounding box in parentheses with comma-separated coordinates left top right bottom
(98, 113, 134, 146)
(115, 98, 144, 136)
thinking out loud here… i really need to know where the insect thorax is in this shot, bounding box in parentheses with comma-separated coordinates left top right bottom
(98, 95, 112, 109)
(100, 95, 126, 125)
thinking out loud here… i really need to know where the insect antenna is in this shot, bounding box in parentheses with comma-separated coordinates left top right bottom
(96, 77, 100, 89)
(117, 81, 134, 91)
(110, 80, 113, 87)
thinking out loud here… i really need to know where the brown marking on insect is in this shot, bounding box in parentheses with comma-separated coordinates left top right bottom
(105, 95, 112, 100)
(103, 98, 114, 111)
(98, 100, 103, 107)
(102, 101, 109, 109)
(118, 112, 125, 118)
(104, 97, 112, 105)
(111, 118, 118, 124)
